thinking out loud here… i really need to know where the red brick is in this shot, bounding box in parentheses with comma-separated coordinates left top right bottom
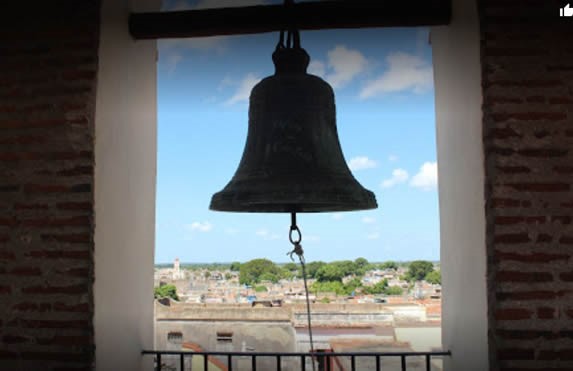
(61, 69, 96, 80)
(496, 166, 530, 174)
(536, 234, 553, 243)
(488, 127, 521, 139)
(26, 250, 90, 259)
(37, 335, 92, 346)
(497, 348, 535, 360)
(495, 216, 545, 225)
(537, 307, 556, 319)
(14, 203, 49, 210)
(0, 249, 15, 260)
(525, 96, 545, 103)
(486, 48, 548, 57)
(12, 302, 51, 312)
(497, 271, 553, 282)
(494, 233, 530, 244)
(57, 166, 92, 176)
(2, 335, 29, 344)
(495, 308, 532, 320)
(8, 267, 42, 276)
(41, 233, 91, 243)
(518, 148, 568, 157)
(23, 184, 68, 193)
(8, 319, 89, 329)
(21, 216, 90, 227)
(554, 166, 573, 174)
(57, 267, 90, 277)
(497, 291, 567, 301)
(491, 198, 531, 208)
(0, 119, 65, 129)
(492, 112, 567, 122)
(496, 329, 554, 340)
(488, 80, 562, 88)
(56, 202, 92, 210)
(538, 350, 573, 361)
(496, 251, 569, 263)
(565, 309, 573, 319)
(504, 183, 570, 192)
(560, 236, 573, 245)
(53, 302, 89, 312)
(21, 284, 87, 295)
(19, 352, 90, 362)
(0, 285, 12, 294)
(485, 96, 523, 105)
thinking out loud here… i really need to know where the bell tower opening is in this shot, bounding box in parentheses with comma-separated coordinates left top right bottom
(154, 20, 443, 368)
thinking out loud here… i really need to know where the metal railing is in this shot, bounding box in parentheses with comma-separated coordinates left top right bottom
(142, 349, 451, 371)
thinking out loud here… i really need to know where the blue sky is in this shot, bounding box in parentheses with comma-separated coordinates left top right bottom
(156, 0, 439, 264)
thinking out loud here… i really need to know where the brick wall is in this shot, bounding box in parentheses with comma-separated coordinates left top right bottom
(0, 1, 99, 369)
(480, 0, 573, 369)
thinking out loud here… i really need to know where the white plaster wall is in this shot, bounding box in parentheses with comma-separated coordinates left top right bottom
(431, 0, 488, 369)
(94, 0, 160, 369)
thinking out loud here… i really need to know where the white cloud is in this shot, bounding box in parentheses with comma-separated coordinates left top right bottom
(325, 46, 368, 88)
(381, 168, 409, 188)
(362, 216, 376, 224)
(308, 60, 326, 78)
(410, 162, 438, 191)
(305, 235, 321, 242)
(347, 156, 377, 171)
(188, 221, 213, 232)
(388, 154, 399, 162)
(166, 53, 183, 74)
(366, 232, 380, 240)
(331, 213, 344, 220)
(359, 52, 433, 99)
(226, 73, 261, 105)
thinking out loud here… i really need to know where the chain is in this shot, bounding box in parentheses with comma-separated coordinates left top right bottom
(287, 212, 316, 371)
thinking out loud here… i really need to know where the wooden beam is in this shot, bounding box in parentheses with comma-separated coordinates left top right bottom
(129, 0, 451, 40)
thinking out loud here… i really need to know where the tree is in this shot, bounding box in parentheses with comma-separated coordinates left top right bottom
(230, 262, 241, 272)
(406, 260, 435, 282)
(380, 261, 398, 271)
(311, 280, 347, 295)
(283, 262, 298, 272)
(239, 258, 280, 285)
(333, 260, 357, 277)
(354, 257, 371, 275)
(154, 284, 178, 300)
(305, 261, 326, 279)
(316, 264, 345, 282)
(363, 279, 388, 295)
(425, 270, 441, 284)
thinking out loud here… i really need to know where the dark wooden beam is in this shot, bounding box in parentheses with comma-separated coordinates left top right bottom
(129, 0, 451, 40)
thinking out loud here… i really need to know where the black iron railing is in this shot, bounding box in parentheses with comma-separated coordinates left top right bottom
(142, 349, 451, 371)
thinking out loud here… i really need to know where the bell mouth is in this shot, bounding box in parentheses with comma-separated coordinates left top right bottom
(209, 175, 378, 213)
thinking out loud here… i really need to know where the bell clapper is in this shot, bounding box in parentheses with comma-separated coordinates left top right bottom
(287, 212, 316, 371)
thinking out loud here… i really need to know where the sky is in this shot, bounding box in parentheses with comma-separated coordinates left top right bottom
(156, 0, 439, 264)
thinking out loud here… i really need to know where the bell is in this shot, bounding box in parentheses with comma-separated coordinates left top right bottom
(210, 44, 377, 213)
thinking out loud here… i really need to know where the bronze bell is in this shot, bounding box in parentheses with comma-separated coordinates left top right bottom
(210, 43, 377, 213)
